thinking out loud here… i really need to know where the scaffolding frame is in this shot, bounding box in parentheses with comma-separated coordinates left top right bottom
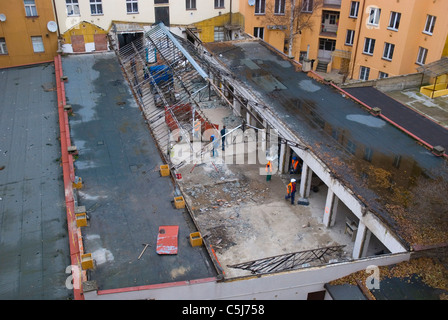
(116, 23, 222, 166)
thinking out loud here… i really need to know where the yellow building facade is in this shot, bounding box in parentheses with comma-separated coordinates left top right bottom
(0, 0, 59, 68)
(240, 0, 448, 80)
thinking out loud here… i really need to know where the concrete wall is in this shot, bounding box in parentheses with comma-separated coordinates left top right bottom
(84, 252, 410, 300)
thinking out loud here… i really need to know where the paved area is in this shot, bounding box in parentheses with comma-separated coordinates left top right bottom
(0, 64, 72, 299)
(344, 86, 448, 151)
(63, 53, 217, 291)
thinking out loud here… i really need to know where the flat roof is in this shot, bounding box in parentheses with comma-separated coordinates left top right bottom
(344, 86, 448, 151)
(204, 40, 448, 249)
(0, 63, 72, 299)
(63, 53, 217, 290)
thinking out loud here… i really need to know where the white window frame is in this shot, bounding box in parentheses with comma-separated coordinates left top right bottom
(274, 0, 285, 15)
(423, 15, 436, 35)
(31, 36, 45, 53)
(126, 0, 138, 13)
(359, 66, 370, 81)
(0, 38, 8, 55)
(383, 42, 395, 61)
(255, 0, 265, 15)
(90, 0, 103, 15)
(254, 27, 264, 39)
(345, 29, 355, 46)
(363, 38, 375, 55)
(349, 1, 359, 18)
(368, 7, 381, 26)
(302, 0, 314, 13)
(416, 47, 428, 65)
(214, 26, 225, 41)
(24, 0, 38, 17)
(66, 0, 80, 16)
(214, 0, 224, 9)
(378, 72, 389, 79)
(388, 11, 401, 31)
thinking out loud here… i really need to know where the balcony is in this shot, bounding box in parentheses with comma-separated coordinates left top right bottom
(320, 11, 339, 38)
(323, 0, 342, 9)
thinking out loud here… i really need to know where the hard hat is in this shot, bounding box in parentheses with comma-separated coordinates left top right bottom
(291, 179, 296, 182)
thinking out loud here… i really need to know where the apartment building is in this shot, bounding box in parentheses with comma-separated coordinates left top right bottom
(53, 0, 242, 53)
(240, 0, 448, 80)
(0, 0, 59, 68)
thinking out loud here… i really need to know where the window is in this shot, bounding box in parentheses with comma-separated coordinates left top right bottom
(359, 66, 370, 80)
(388, 11, 401, 30)
(383, 42, 395, 61)
(186, 0, 196, 10)
(345, 30, 355, 46)
(66, 0, 80, 16)
(90, 0, 102, 15)
(24, 0, 38, 17)
(274, 0, 285, 15)
(214, 27, 225, 41)
(127, 0, 138, 13)
(154, 0, 169, 3)
(349, 1, 359, 18)
(0, 38, 8, 55)
(416, 47, 428, 65)
(379, 72, 389, 79)
(255, 0, 265, 14)
(254, 27, 264, 39)
(363, 38, 375, 55)
(31, 36, 44, 53)
(423, 15, 436, 35)
(215, 0, 224, 8)
(368, 7, 381, 26)
(302, 0, 314, 13)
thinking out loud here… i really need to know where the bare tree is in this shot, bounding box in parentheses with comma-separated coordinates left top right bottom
(265, 0, 323, 57)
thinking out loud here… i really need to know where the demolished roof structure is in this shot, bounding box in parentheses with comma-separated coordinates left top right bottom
(111, 22, 448, 285)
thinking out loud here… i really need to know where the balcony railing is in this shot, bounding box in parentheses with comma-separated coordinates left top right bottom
(323, 0, 342, 9)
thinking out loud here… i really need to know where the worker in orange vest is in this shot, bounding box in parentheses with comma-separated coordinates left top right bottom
(266, 161, 272, 181)
(285, 179, 297, 205)
(291, 156, 299, 174)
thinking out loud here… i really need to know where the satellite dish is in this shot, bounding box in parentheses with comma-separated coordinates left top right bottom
(0, 14, 6, 22)
(47, 21, 57, 32)
(248, 0, 255, 6)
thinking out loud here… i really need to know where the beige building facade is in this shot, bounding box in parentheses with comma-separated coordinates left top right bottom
(53, 0, 241, 52)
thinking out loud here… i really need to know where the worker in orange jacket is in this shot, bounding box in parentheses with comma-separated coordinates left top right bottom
(285, 179, 297, 205)
(291, 156, 299, 174)
(266, 161, 272, 181)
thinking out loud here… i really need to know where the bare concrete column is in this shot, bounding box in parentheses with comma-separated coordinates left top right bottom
(352, 221, 372, 259)
(233, 97, 241, 116)
(246, 106, 251, 125)
(261, 121, 267, 152)
(278, 143, 287, 173)
(323, 188, 339, 227)
(298, 162, 313, 205)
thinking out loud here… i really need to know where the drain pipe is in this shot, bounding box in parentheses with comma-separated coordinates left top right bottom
(350, 0, 366, 80)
